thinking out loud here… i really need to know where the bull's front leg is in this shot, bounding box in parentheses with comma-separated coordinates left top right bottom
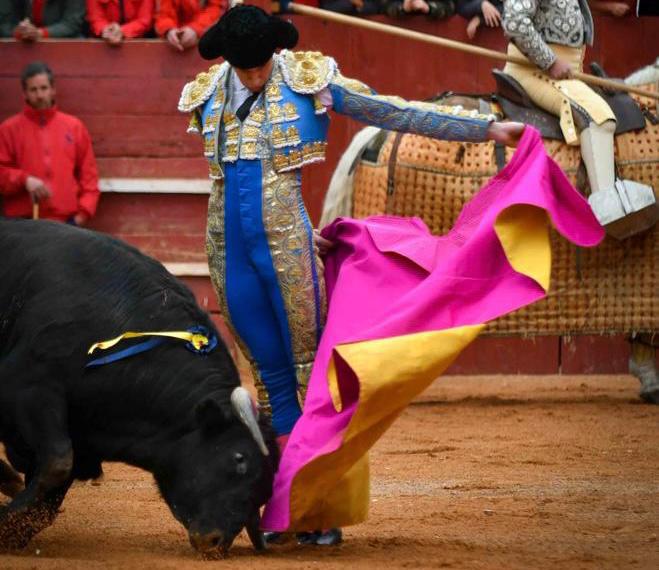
(0, 389, 74, 550)
(0, 483, 71, 549)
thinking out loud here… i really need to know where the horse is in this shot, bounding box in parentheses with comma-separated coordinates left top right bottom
(320, 68, 658, 405)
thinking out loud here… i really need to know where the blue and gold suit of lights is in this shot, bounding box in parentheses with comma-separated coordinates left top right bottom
(179, 51, 494, 435)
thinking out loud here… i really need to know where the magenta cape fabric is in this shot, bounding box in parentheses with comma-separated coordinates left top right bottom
(261, 127, 605, 531)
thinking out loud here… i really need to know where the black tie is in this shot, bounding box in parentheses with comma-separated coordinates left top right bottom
(236, 91, 260, 122)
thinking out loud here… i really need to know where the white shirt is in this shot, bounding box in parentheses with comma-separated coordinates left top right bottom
(227, 67, 333, 116)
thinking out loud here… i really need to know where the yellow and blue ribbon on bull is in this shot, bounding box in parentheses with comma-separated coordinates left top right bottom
(86, 325, 218, 368)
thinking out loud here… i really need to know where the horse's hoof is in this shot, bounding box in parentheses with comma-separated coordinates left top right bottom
(630, 358, 659, 405)
(640, 386, 659, 405)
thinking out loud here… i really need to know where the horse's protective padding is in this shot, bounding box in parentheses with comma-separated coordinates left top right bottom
(351, 91, 658, 336)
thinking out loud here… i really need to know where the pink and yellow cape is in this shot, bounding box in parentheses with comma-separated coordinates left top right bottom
(261, 127, 605, 531)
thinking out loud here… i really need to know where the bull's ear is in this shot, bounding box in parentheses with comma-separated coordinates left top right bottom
(195, 398, 233, 431)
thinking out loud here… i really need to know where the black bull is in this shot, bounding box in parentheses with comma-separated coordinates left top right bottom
(0, 219, 279, 557)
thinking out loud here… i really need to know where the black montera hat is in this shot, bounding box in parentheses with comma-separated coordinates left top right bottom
(198, 5, 299, 69)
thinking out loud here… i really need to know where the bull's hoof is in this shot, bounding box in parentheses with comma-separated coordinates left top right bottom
(0, 535, 31, 552)
(0, 512, 33, 551)
(199, 548, 229, 561)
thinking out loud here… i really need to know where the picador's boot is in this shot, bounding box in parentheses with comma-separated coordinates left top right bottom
(581, 120, 658, 239)
(588, 179, 658, 240)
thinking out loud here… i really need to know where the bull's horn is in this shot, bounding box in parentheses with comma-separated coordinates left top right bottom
(231, 387, 269, 456)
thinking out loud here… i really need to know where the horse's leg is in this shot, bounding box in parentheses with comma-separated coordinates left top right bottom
(629, 334, 658, 404)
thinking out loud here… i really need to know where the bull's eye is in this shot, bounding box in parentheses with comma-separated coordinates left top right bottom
(234, 452, 247, 475)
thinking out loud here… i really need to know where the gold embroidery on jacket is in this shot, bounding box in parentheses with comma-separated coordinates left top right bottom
(283, 102, 300, 121)
(280, 50, 338, 94)
(178, 63, 226, 112)
(187, 112, 202, 134)
(260, 159, 326, 393)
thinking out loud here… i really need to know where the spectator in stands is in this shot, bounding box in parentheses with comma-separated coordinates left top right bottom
(636, 0, 659, 16)
(0, 0, 86, 39)
(319, 0, 383, 15)
(589, 1, 630, 17)
(0, 62, 100, 225)
(457, 0, 502, 39)
(155, 0, 227, 52)
(86, 0, 155, 44)
(384, 0, 454, 19)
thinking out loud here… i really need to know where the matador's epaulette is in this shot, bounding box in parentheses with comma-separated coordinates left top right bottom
(178, 62, 229, 113)
(279, 50, 338, 95)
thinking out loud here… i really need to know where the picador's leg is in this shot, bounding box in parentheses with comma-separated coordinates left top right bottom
(629, 334, 659, 405)
(0, 460, 24, 499)
(580, 120, 616, 194)
(0, 386, 73, 550)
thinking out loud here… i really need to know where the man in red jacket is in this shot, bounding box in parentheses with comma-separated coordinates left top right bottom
(0, 62, 100, 225)
(155, 0, 227, 52)
(86, 0, 155, 45)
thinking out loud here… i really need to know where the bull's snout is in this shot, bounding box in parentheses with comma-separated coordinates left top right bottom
(189, 530, 230, 559)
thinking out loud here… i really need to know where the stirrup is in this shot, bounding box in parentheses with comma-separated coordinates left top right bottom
(588, 179, 658, 239)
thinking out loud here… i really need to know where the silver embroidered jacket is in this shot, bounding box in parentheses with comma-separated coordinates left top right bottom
(503, 0, 594, 70)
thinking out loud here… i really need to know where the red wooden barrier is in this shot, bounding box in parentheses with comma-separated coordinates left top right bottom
(89, 193, 208, 262)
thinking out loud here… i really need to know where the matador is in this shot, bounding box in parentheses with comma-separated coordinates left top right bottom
(178, 5, 524, 542)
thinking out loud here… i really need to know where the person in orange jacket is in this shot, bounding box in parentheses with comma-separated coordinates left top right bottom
(0, 62, 100, 225)
(86, 0, 155, 45)
(155, 0, 227, 52)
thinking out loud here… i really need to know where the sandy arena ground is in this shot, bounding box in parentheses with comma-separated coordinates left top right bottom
(1, 374, 658, 569)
